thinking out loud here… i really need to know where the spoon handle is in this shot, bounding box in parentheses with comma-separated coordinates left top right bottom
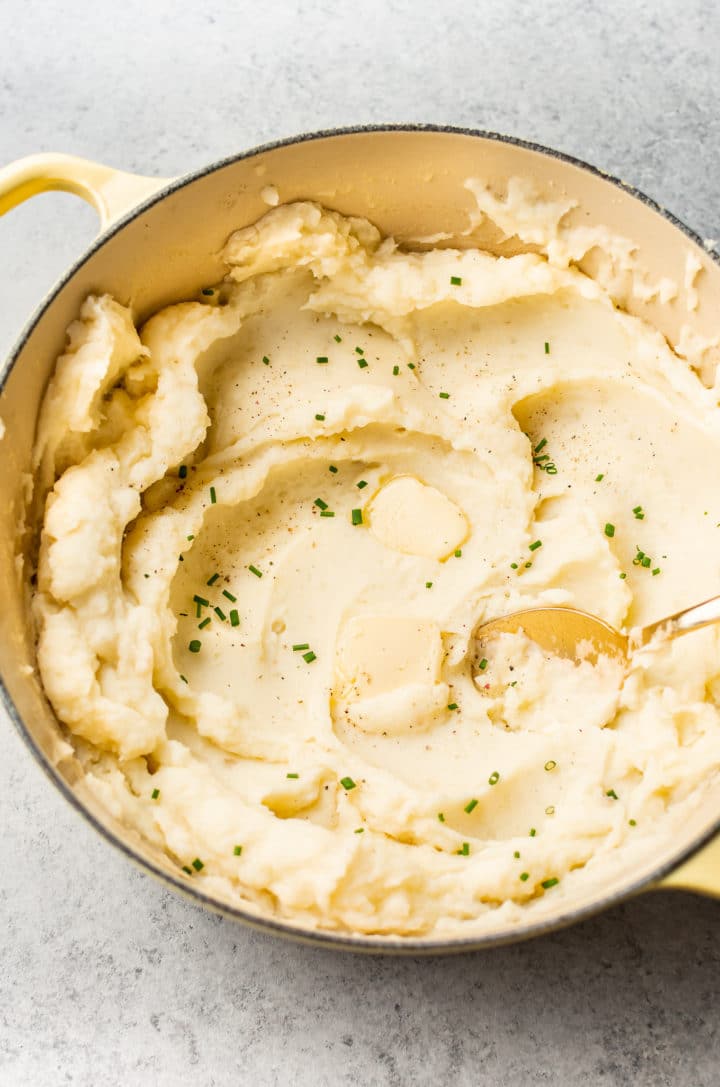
(638, 594, 720, 646)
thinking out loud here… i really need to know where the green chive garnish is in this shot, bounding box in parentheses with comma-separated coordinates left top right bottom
(426, 581, 433, 588)
(454, 549, 462, 558)
(229, 610, 240, 627)
(329, 465, 338, 473)
(334, 334, 342, 343)
(595, 473, 604, 482)
(207, 573, 220, 586)
(248, 565, 262, 578)
(193, 595, 209, 607)
(354, 827, 364, 834)
(234, 845, 243, 855)
(314, 498, 329, 510)
(302, 650, 317, 663)
(457, 842, 470, 856)
(210, 486, 217, 504)
(447, 702, 458, 711)
(262, 355, 270, 365)
(340, 776, 356, 790)
(606, 789, 619, 799)
(652, 567, 661, 576)
(478, 658, 488, 671)
(529, 540, 542, 551)
(510, 562, 518, 570)
(620, 573, 627, 579)
(178, 465, 188, 479)
(287, 772, 299, 779)
(464, 798, 478, 813)
(222, 589, 237, 602)
(513, 851, 520, 859)
(393, 365, 399, 375)
(355, 347, 364, 355)
(351, 508, 363, 526)
(629, 819, 637, 827)
(438, 812, 445, 822)
(534, 439, 548, 453)
(315, 413, 325, 421)
(544, 341, 550, 354)
(320, 510, 335, 517)
(488, 771, 500, 786)
(189, 640, 201, 653)
(179, 674, 188, 684)
(198, 617, 211, 630)
(151, 788, 160, 799)
(316, 356, 329, 364)
(201, 288, 214, 296)
(182, 866, 193, 875)
(439, 392, 450, 399)
(541, 877, 559, 889)
(292, 643, 310, 652)
(214, 606, 226, 621)
(191, 858, 204, 871)
(529, 828, 536, 837)
(356, 480, 368, 489)
(450, 275, 462, 286)
(357, 359, 368, 369)
(605, 523, 615, 538)
(519, 872, 529, 882)
(633, 505, 645, 519)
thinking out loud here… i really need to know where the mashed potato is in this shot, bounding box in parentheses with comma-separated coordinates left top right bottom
(31, 186, 720, 936)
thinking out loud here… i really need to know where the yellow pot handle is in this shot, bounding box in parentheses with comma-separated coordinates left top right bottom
(0, 152, 171, 231)
(656, 832, 720, 897)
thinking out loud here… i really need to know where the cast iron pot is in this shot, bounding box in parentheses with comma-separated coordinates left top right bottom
(1, 126, 719, 952)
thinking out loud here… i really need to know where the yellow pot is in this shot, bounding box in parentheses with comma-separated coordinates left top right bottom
(1, 127, 719, 952)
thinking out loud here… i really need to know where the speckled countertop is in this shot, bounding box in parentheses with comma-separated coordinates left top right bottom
(2, 2, 720, 1084)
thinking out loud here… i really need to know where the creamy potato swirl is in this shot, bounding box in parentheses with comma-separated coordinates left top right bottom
(32, 198, 720, 935)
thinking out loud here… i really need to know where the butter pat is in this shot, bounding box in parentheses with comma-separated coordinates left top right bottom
(368, 476, 468, 560)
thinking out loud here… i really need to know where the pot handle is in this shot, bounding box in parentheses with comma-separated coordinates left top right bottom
(0, 152, 171, 231)
(655, 833, 720, 897)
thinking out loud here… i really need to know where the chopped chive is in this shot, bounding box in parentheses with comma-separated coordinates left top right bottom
(604, 523, 615, 538)
(438, 812, 445, 822)
(286, 772, 299, 779)
(214, 606, 227, 621)
(314, 498, 329, 510)
(464, 798, 478, 814)
(191, 858, 204, 872)
(545, 464, 558, 475)
(354, 827, 364, 834)
(488, 771, 500, 786)
(351, 508, 363, 526)
(209, 486, 217, 504)
(529, 540, 542, 551)
(193, 595, 209, 607)
(188, 640, 201, 653)
(447, 702, 459, 711)
(187, 534, 194, 541)
(541, 877, 559, 889)
(454, 549, 462, 558)
(520, 872, 531, 883)
(606, 788, 619, 799)
(534, 438, 548, 454)
(320, 510, 335, 517)
(315, 413, 325, 421)
(179, 674, 188, 684)
(457, 842, 470, 856)
(513, 851, 520, 859)
(425, 581, 433, 588)
(329, 464, 338, 473)
(198, 617, 211, 630)
(529, 828, 536, 837)
(407, 362, 416, 370)
(151, 788, 160, 800)
(450, 275, 463, 286)
(207, 573, 220, 586)
(234, 845, 243, 855)
(439, 391, 450, 399)
(393, 365, 400, 375)
(357, 359, 368, 369)
(633, 505, 645, 520)
(652, 567, 661, 575)
(248, 565, 262, 578)
(544, 760, 557, 772)
(478, 658, 488, 671)
(525, 561, 532, 569)
(356, 480, 368, 489)
(202, 288, 214, 296)
(641, 556, 651, 568)
(229, 609, 240, 626)
(544, 341, 550, 354)
(334, 334, 342, 343)
(302, 650, 317, 663)
(292, 643, 310, 652)
(620, 572, 627, 579)
(262, 355, 270, 365)
(510, 681, 517, 687)
(195, 602, 202, 618)
(510, 562, 518, 570)
(178, 465, 188, 479)
(222, 589, 237, 602)
(355, 346, 364, 355)
(629, 819, 637, 827)
(595, 473, 604, 482)
(316, 356, 329, 364)
(182, 865, 193, 875)
(340, 776, 356, 790)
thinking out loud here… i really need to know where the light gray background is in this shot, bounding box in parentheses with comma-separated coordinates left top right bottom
(1, 2, 719, 1084)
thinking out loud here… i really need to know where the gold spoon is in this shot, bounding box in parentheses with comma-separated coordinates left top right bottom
(473, 594, 720, 670)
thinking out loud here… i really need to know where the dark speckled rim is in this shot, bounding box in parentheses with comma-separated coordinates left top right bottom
(3, 124, 720, 954)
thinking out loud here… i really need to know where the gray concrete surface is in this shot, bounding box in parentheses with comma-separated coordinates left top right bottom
(1, 1, 720, 1083)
